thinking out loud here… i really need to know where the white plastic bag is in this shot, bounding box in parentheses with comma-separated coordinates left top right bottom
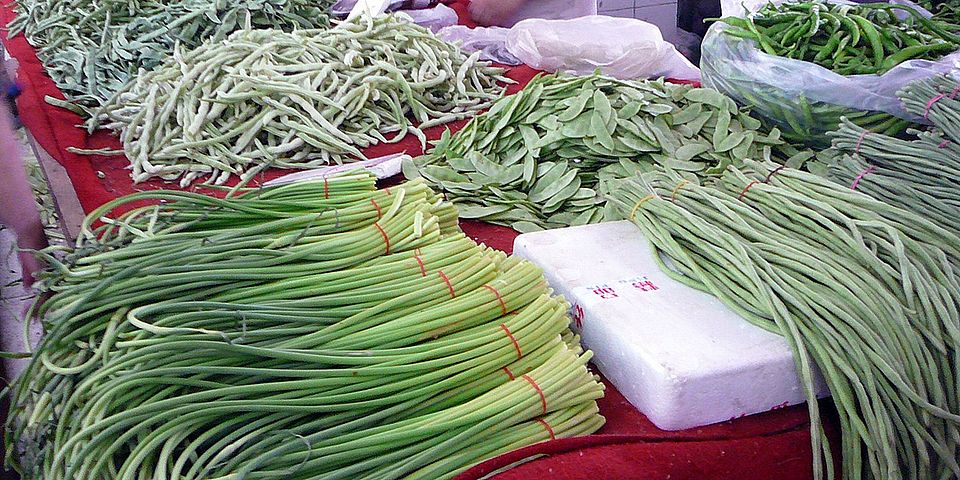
(505, 16, 701, 81)
(436, 26, 521, 64)
(701, 0, 956, 146)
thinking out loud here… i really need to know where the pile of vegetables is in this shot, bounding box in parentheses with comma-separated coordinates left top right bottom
(611, 163, 960, 480)
(918, 0, 960, 28)
(823, 74, 960, 237)
(4, 172, 604, 479)
(713, 1, 960, 75)
(405, 73, 811, 231)
(82, 15, 510, 187)
(8, 0, 335, 107)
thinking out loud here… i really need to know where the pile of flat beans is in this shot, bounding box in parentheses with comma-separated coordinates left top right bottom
(84, 14, 510, 186)
(714, 1, 960, 75)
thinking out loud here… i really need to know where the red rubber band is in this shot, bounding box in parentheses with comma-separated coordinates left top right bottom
(939, 140, 951, 149)
(438, 271, 455, 298)
(523, 374, 547, 414)
(925, 94, 946, 119)
(484, 285, 508, 315)
(950, 85, 960, 99)
(502, 366, 515, 380)
(855, 129, 871, 154)
(323, 177, 330, 199)
(537, 419, 556, 441)
(851, 165, 877, 190)
(413, 255, 427, 277)
(737, 181, 760, 201)
(374, 222, 390, 255)
(500, 323, 522, 360)
(370, 198, 382, 219)
(764, 166, 786, 183)
(384, 187, 392, 196)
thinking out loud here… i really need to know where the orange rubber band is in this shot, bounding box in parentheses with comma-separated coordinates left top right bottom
(523, 374, 547, 414)
(484, 285, 508, 315)
(374, 222, 390, 255)
(537, 419, 556, 441)
(323, 177, 330, 199)
(370, 198, 382, 219)
(630, 195, 656, 220)
(502, 366, 516, 381)
(500, 323, 522, 360)
(384, 187, 392, 196)
(670, 180, 688, 202)
(438, 271, 455, 298)
(738, 181, 760, 201)
(413, 255, 427, 277)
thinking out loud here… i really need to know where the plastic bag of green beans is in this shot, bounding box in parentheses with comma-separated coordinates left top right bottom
(701, 0, 960, 147)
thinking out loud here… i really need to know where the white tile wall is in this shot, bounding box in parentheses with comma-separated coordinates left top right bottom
(596, 0, 679, 43)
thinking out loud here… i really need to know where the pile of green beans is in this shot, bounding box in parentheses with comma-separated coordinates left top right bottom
(405, 73, 811, 232)
(823, 74, 960, 236)
(702, 1, 946, 146)
(4, 172, 604, 479)
(8, 0, 334, 107)
(81, 14, 509, 187)
(611, 162, 960, 480)
(918, 0, 960, 29)
(714, 1, 959, 75)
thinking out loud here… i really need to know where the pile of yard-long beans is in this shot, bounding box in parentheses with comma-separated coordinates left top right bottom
(8, 0, 334, 107)
(611, 163, 960, 480)
(82, 14, 510, 187)
(4, 172, 604, 479)
(406, 73, 811, 231)
(825, 74, 960, 236)
(714, 1, 960, 75)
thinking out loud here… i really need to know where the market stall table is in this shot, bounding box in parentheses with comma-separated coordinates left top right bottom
(0, 1, 838, 478)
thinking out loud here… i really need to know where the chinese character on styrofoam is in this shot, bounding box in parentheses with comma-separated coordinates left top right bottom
(590, 285, 619, 299)
(572, 304, 584, 329)
(616, 276, 660, 292)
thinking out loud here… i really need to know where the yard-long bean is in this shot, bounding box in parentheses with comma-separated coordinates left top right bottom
(611, 163, 960, 480)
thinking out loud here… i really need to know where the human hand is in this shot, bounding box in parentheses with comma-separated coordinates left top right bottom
(468, 0, 525, 26)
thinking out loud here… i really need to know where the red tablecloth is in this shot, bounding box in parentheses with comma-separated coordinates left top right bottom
(0, 1, 838, 478)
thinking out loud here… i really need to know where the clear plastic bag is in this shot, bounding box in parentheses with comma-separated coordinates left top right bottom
(504, 16, 701, 81)
(436, 26, 521, 64)
(701, 0, 958, 146)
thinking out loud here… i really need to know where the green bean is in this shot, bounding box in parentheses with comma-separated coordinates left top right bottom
(77, 15, 510, 187)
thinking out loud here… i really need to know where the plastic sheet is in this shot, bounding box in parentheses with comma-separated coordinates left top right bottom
(505, 16, 700, 81)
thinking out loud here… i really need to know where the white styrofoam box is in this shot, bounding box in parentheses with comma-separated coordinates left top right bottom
(514, 221, 830, 431)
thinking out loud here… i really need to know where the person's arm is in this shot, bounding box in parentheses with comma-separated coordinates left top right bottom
(0, 101, 46, 287)
(468, 0, 526, 26)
